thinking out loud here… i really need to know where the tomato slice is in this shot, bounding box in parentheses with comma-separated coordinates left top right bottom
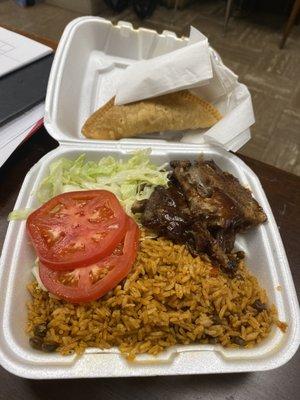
(27, 190, 128, 270)
(38, 218, 139, 303)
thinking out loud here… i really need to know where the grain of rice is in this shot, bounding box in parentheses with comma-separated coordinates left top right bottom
(27, 234, 285, 359)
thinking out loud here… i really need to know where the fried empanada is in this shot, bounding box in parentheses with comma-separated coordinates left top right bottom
(82, 90, 222, 140)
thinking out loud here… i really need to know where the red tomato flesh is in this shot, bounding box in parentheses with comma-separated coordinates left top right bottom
(39, 218, 139, 303)
(27, 190, 128, 270)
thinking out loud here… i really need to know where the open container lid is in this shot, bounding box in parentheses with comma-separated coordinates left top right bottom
(44, 17, 254, 152)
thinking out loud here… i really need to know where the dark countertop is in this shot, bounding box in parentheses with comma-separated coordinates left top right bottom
(0, 127, 299, 400)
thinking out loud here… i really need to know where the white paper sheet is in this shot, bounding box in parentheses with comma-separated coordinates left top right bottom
(182, 49, 255, 147)
(0, 28, 52, 77)
(115, 27, 212, 105)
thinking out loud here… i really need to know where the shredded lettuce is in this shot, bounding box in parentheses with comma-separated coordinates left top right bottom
(9, 150, 168, 220)
(30, 149, 168, 215)
(8, 208, 34, 221)
(32, 263, 47, 292)
(31, 259, 59, 297)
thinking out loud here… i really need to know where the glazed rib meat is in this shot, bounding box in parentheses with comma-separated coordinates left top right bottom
(171, 159, 266, 231)
(141, 183, 237, 272)
(136, 158, 267, 273)
(141, 184, 191, 242)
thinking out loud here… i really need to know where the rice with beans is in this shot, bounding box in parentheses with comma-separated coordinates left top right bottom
(27, 234, 284, 360)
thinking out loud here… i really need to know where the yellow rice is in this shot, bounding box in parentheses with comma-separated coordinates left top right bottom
(27, 235, 284, 360)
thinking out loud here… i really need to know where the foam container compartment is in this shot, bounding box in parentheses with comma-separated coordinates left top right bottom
(0, 17, 299, 379)
(43, 16, 252, 150)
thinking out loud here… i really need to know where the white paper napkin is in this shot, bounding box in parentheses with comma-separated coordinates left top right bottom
(105, 24, 255, 152)
(115, 27, 213, 105)
(182, 49, 255, 147)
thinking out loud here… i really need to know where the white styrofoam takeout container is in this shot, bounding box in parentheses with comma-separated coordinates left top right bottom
(0, 17, 299, 379)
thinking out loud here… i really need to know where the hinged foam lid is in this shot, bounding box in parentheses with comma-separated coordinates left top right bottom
(44, 17, 254, 151)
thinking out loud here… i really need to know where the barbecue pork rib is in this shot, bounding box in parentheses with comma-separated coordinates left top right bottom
(135, 158, 267, 273)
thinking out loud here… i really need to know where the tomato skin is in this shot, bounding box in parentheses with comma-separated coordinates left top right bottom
(39, 218, 139, 303)
(27, 190, 128, 270)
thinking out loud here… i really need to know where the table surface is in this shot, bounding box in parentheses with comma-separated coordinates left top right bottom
(0, 30, 299, 400)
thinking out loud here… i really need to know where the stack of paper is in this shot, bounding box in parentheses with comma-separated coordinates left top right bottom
(0, 103, 44, 168)
(0, 28, 52, 168)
